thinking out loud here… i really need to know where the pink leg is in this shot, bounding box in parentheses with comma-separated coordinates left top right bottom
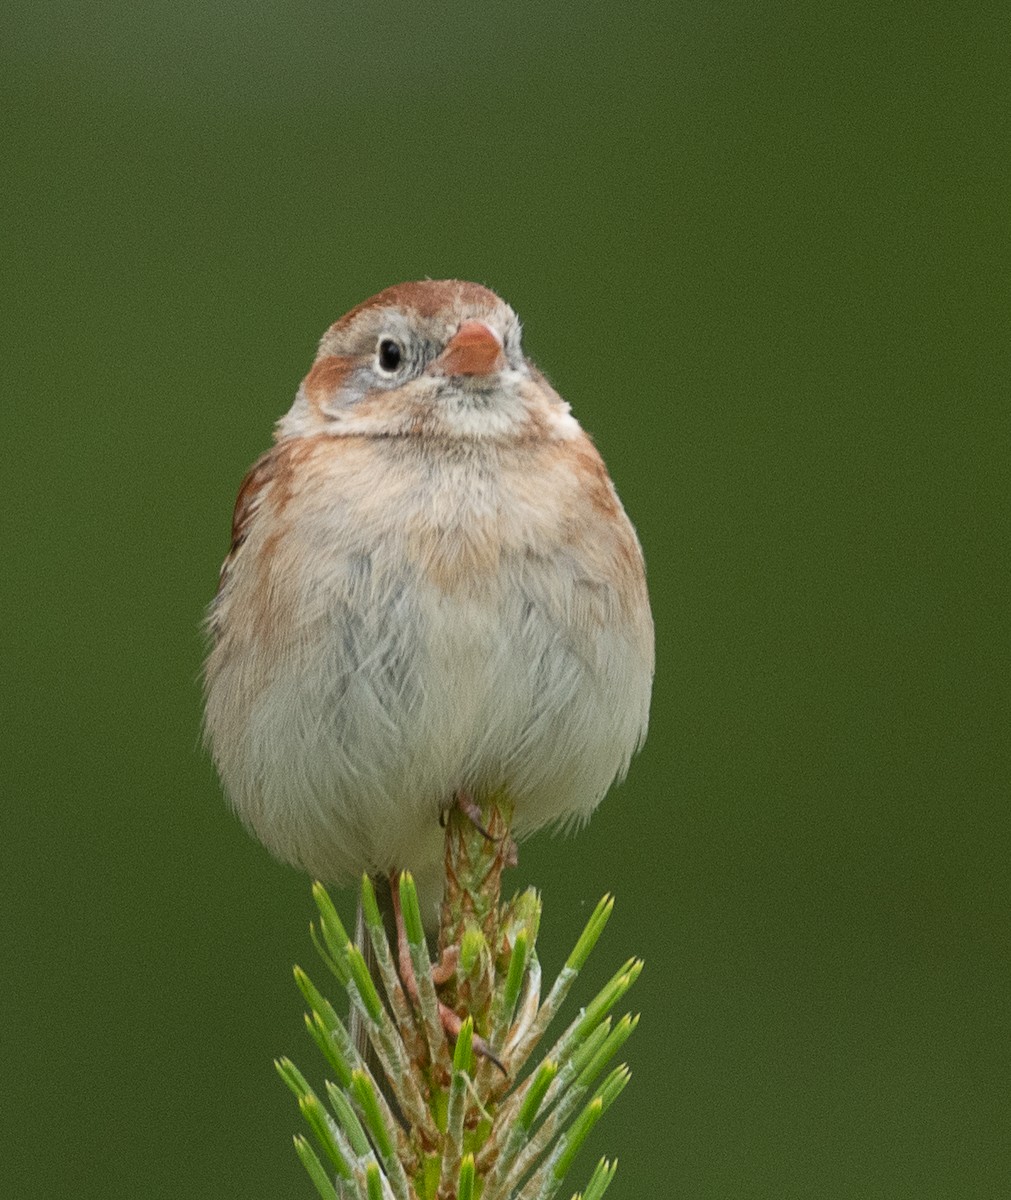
(431, 945, 459, 987)
(454, 791, 498, 842)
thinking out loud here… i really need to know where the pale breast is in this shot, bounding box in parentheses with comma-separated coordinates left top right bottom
(204, 431, 653, 886)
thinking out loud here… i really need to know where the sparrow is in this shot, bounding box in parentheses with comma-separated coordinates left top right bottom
(203, 280, 654, 928)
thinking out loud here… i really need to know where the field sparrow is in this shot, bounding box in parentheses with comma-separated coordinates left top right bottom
(203, 281, 654, 927)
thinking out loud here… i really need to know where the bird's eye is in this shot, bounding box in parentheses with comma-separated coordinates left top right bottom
(377, 338, 403, 373)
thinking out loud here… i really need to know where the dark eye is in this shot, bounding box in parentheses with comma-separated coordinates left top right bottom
(377, 338, 402, 373)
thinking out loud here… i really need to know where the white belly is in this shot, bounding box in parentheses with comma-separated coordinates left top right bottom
(205, 438, 653, 920)
(215, 545, 648, 905)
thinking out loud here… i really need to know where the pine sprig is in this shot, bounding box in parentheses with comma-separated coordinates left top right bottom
(281, 801, 640, 1199)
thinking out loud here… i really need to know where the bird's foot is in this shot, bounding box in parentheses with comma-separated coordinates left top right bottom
(431, 944, 458, 986)
(452, 791, 498, 843)
(438, 1002, 506, 1075)
(389, 871, 505, 1074)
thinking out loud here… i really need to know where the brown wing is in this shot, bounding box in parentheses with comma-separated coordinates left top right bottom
(229, 451, 277, 556)
(206, 449, 278, 637)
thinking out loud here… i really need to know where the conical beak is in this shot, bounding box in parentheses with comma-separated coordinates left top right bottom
(436, 320, 506, 377)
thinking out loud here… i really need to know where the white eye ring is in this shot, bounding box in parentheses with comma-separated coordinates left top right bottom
(376, 338, 403, 374)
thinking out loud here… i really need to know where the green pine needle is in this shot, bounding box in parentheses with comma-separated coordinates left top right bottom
(297, 1093, 352, 1179)
(453, 1015, 475, 1074)
(502, 931, 529, 1018)
(293, 1135, 339, 1200)
(324, 1080, 371, 1157)
(275, 803, 643, 1200)
(360, 872, 384, 931)
(365, 1161, 384, 1200)
(351, 1069, 395, 1161)
(578, 1157, 618, 1200)
(458, 1153, 477, 1200)
(565, 896, 614, 973)
(575, 960, 643, 1040)
(397, 871, 426, 947)
(519, 1060, 558, 1130)
(345, 942, 385, 1022)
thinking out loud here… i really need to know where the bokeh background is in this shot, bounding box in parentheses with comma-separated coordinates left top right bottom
(3, 2, 1007, 1197)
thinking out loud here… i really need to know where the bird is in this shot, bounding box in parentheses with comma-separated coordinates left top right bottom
(203, 280, 654, 932)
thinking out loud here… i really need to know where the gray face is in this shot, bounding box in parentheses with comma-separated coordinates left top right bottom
(324, 301, 526, 397)
(315, 302, 528, 415)
(278, 281, 552, 442)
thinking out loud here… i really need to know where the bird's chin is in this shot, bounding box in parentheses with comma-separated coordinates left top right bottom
(311, 372, 535, 443)
(432, 378, 529, 439)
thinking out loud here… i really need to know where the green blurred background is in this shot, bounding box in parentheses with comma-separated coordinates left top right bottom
(3, 2, 1007, 1196)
